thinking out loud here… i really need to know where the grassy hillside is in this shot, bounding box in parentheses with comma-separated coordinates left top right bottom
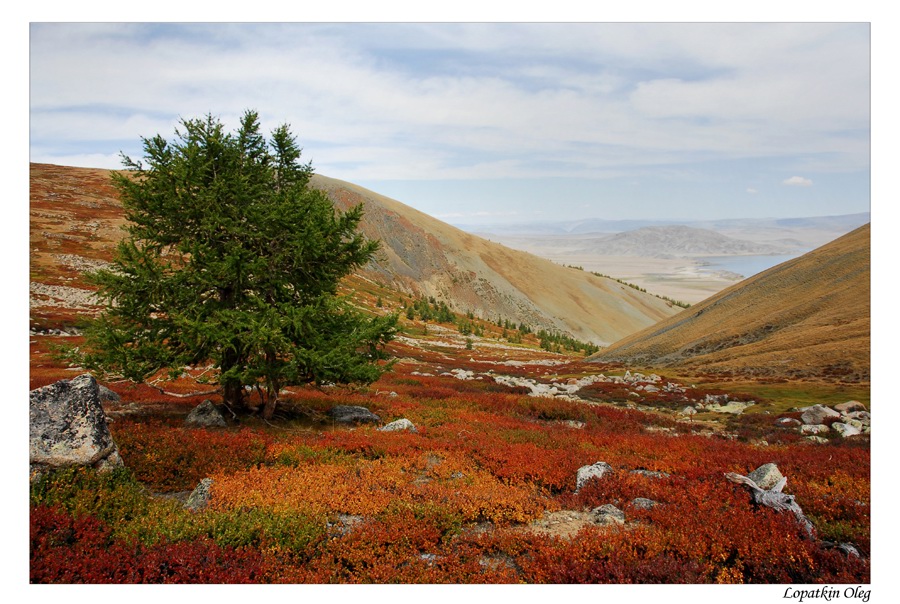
(311, 174, 680, 345)
(590, 224, 870, 382)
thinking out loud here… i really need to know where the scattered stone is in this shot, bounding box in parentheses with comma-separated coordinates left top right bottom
(378, 418, 417, 433)
(630, 469, 670, 479)
(185, 399, 227, 428)
(705, 401, 756, 415)
(575, 461, 613, 492)
(801, 404, 841, 425)
(327, 514, 365, 536)
(831, 422, 862, 438)
(30, 374, 123, 481)
(776, 417, 802, 427)
(748, 463, 784, 491)
(834, 401, 866, 414)
(843, 411, 870, 422)
(801, 424, 829, 435)
(328, 405, 381, 424)
(629, 497, 659, 510)
(680, 406, 697, 417)
(806, 436, 829, 444)
(97, 384, 120, 403)
(591, 504, 625, 526)
(562, 420, 586, 429)
(184, 478, 214, 511)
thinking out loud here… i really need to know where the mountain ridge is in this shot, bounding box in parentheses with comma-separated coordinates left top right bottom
(589, 223, 870, 381)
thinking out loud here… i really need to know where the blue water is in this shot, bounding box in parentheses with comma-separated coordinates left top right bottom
(698, 253, 804, 279)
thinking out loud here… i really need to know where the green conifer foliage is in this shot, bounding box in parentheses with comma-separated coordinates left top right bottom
(77, 111, 398, 418)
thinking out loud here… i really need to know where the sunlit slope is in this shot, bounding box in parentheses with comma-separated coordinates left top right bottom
(311, 174, 679, 345)
(590, 224, 870, 380)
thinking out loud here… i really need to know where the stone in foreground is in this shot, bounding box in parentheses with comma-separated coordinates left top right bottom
(328, 405, 381, 424)
(748, 463, 784, 491)
(591, 504, 625, 525)
(185, 399, 228, 428)
(575, 461, 613, 492)
(185, 478, 214, 511)
(30, 374, 123, 480)
(378, 418, 417, 432)
(800, 404, 841, 425)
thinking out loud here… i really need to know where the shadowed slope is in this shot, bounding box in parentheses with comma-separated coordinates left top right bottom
(590, 224, 870, 381)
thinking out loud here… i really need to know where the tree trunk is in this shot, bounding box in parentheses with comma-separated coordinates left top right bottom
(223, 379, 245, 410)
(261, 394, 278, 420)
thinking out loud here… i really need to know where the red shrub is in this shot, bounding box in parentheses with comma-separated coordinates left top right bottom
(31, 505, 269, 583)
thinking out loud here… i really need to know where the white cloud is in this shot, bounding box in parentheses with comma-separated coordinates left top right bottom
(746, 188, 758, 194)
(783, 176, 813, 187)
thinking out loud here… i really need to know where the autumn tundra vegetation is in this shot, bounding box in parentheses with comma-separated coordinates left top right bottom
(29, 112, 870, 584)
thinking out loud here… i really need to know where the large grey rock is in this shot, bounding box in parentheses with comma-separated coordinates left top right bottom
(185, 399, 227, 428)
(832, 423, 862, 438)
(591, 504, 625, 525)
(834, 401, 866, 414)
(328, 405, 381, 424)
(801, 404, 841, 425)
(748, 463, 784, 491)
(378, 418, 417, 432)
(30, 374, 123, 480)
(575, 461, 613, 492)
(184, 478, 214, 511)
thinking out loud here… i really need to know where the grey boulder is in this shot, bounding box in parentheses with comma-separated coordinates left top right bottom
(378, 418, 417, 432)
(575, 461, 613, 492)
(801, 405, 841, 425)
(328, 405, 381, 424)
(30, 374, 123, 480)
(185, 399, 227, 428)
(748, 463, 784, 491)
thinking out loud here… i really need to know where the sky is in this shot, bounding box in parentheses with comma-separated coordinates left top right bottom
(29, 21, 872, 227)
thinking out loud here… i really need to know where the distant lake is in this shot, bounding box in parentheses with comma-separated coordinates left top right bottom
(698, 253, 805, 279)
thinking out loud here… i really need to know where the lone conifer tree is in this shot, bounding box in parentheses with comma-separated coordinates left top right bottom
(77, 110, 397, 419)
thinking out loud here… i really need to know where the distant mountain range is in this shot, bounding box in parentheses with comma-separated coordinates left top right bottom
(570, 225, 789, 258)
(462, 212, 870, 237)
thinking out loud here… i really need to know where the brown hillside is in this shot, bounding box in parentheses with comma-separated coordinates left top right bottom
(29, 164, 679, 345)
(590, 224, 870, 381)
(312, 174, 680, 345)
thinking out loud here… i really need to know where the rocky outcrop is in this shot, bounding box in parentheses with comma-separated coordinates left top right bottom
(29, 374, 123, 481)
(328, 405, 381, 424)
(185, 399, 227, 428)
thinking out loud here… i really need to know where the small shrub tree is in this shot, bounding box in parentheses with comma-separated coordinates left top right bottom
(75, 110, 397, 418)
